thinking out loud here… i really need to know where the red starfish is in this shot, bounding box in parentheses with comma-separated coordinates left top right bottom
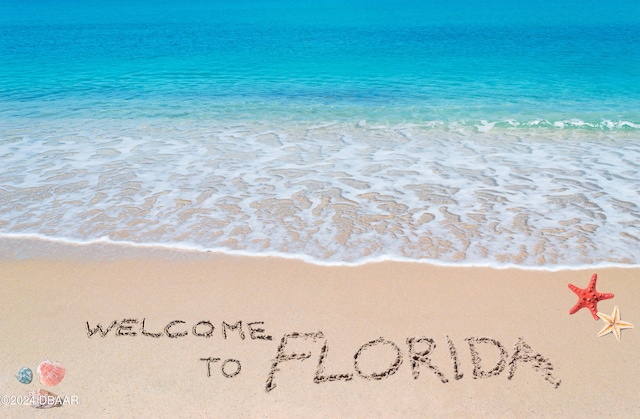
(568, 273, 614, 320)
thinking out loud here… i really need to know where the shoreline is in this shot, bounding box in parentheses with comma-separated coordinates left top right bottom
(2, 235, 639, 271)
(1, 238, 638, 417)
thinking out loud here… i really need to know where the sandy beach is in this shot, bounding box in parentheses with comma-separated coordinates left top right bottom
(2, 0, 639, 417)
(0, 237, 638, 418)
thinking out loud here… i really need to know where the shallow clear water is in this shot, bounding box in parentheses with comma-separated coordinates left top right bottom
(1, 0, 639, 266)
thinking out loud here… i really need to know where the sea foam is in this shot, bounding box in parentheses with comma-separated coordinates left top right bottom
(1, 118, 639, 267)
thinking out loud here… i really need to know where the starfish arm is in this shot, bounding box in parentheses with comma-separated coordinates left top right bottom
(597, 312, 613, 323)
(568, 283, 581, 295)
(612, 306, 621, 323)
(616, 321, 634, 330)
(569, 302, 584, 315)
(587, 307, 600, 320)
(588, 273, 598, 289)
(597, 323, 613, 338)
(598, 292, 615, 301)
(613, 325, 621, 341)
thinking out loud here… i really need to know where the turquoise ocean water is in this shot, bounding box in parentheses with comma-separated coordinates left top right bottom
(1, 0, 639, 266)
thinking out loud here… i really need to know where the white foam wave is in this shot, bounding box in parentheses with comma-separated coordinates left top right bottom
(474, 118, 640, 132)
(1, 118, 639, 267)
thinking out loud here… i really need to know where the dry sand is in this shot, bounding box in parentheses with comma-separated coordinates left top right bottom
(0, 237, 638, 418)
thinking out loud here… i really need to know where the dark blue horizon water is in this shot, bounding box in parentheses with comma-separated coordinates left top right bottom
(1, 0, 639, 123)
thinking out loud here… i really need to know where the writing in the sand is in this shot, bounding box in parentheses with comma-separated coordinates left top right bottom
(265, 332, 561, 391)
(86, 319, 270, 379)
(86, 319, 272, 340)
(86, 320, 561, 389)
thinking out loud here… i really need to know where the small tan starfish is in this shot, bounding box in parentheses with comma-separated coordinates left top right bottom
(596, 306, 634, 341)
